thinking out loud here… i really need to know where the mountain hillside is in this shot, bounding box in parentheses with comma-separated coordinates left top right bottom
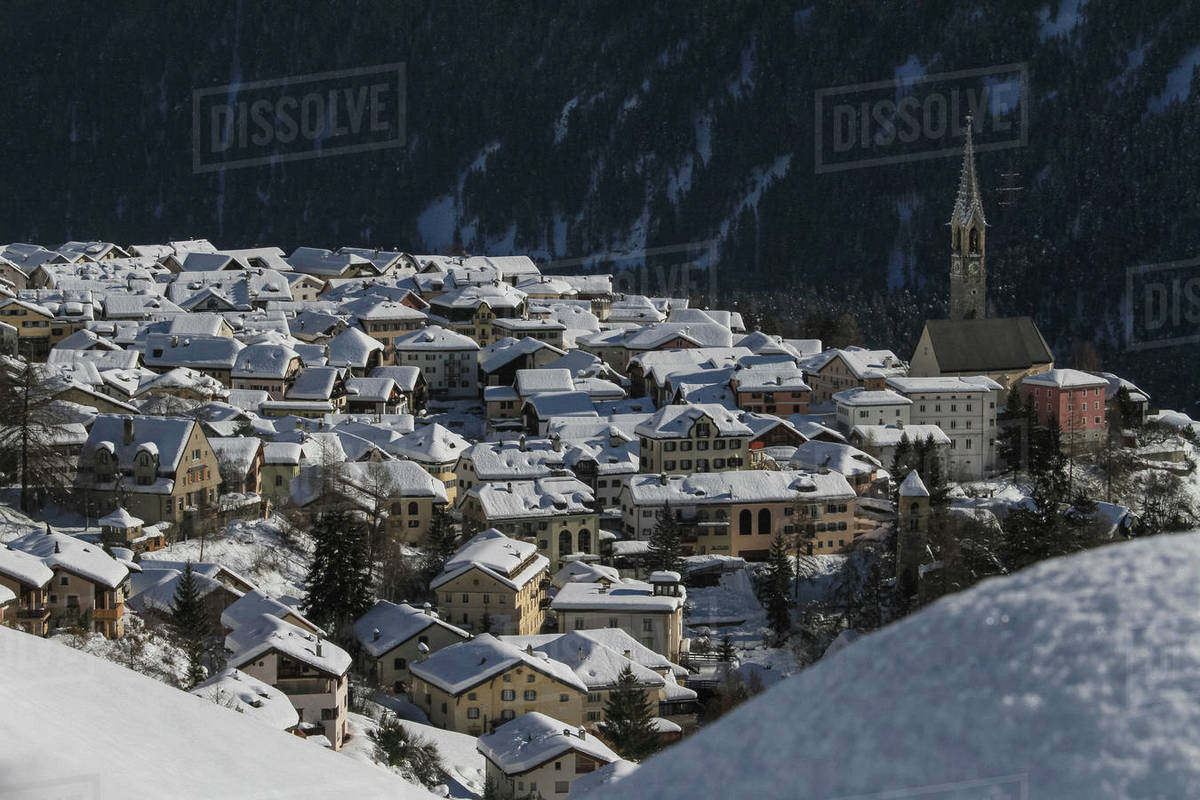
(1, 1, 1199, 404)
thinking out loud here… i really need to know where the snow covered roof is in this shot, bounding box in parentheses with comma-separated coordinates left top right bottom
(82, 414, 198, 474)
(432, 529, 548, 592)
(885, 375, 1004, 394)
(191, 667, 299, 731)
(143, 332, 244, 369)
(352, 600, 469, 658)
(263, 441, 303, 465)
(0, 545, 55, 588)
(500, 630, 676, 691)
(898, 470, 929, 497)
(0, 628, 429, 800)
(551, 578, 685, 614)
(327, 326, 384, 368)
(515, 368, 575, 396)
(394, 423, 469, 464)
(469, 476, 595, 521)
(851, 424, 950, 447)
(459, 440, 567, 480)
(412, 634, 588, 695)
(232, 342, 300, 379)
(7, 529, 128, 588)
(551, 560, 622, 588)
(290, 459, 449, 508)
(344, 376, 397, 403)
(391, 324, 480, 351)
(807, 347, 907, 379)
(227, 613, 350, 677)
(832, 387, 912, 407)
(477, 712, 618, 775)
(221, 589, 322, 636)
(1020, 367, 1108, 389)
(368, 365, 423, 391)
(208, 437, 262, 475)
(634, 402, 752, 438)
(626, 470, 854, 506)
(98, 507, 143, 528)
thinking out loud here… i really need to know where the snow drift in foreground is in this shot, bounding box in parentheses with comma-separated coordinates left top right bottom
(597, 533, 1200, 799)
(0, 630, 434, 799)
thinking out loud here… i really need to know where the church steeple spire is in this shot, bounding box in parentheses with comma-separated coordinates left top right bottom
(948, 115, 988, 321)
(951, 114, 987, 228)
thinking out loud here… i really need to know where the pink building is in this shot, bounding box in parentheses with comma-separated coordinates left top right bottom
(1017, 369, 1107, 449)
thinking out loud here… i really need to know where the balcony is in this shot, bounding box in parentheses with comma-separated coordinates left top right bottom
(93, 605, 122, 622)
(276, 677, 335, 695)
(17, 607, 50, 620)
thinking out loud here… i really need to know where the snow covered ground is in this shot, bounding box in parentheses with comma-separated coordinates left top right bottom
(0, 628, 436, 799)
(595, 532, 1200, 799)
(142, 516, 312, 605)
(344, 708, 487, 799)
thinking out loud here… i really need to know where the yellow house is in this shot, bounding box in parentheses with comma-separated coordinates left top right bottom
(262, 442, 304, 505)
(432, 529, 549, 635)
(353, 600, 471, 694)
(635, 403, 752, 475)
(476, 712, 620, 800)
(0, 297, 54, 359)
(551, 572, 687, 662)
(410, 633, 588, 736)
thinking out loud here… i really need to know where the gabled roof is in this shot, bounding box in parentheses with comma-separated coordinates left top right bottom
(7, 529, 128, 588)
(634, 403, 752, 438)
(899, 470, 930, 498)
(226, 613, 350, 677)
(921, 317, 1053, 373)
(191, 667, 299, 731)
(353, 600, 469, 658)
(81, 414, 199, 474)
(477, 712, 618, 775)
(0, 545, 55, 588)
(327, 326, 384, 368)
(411, 634, 587, 695)
(432, 529, 548, 592)
(1020, 368, 1107, 389)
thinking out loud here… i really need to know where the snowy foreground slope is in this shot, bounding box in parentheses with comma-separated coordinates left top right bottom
(598, 533, 1200, 800)
(0, 629, 435, 799)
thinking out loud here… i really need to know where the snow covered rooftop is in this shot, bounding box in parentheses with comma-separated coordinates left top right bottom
(898, 470, 929, 497)
(353, 600, 470, 658)
(634, 402, 753, 438)
(412, 634, 588, 696)
(7, 528, 128, 588)
(227, 612, 351, 677)
(551, 578, 685, 614)
(470, 476, 595, 520)
(432, 529, 548, 592)
(477, 712, 618, 775)
(1021, 367, 1109, 389)
(191, 667, 299, 731)
(0, 544, 55, 588)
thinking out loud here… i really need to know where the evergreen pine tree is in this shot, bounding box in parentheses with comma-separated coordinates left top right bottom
(997, 389, 1026, 473)
(421, 505, 459, 580)
(922, 435, 949, 507)
(647, 503, 682, 573)
(762, 533, 793, 644)
(718, 634, 736, 663)
(597, 664, 661, 762)
(303, 507, 374, 638)
(171, 561, 211, 688)
(889, 434, 912, 504)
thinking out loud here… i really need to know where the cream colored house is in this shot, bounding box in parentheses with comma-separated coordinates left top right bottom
(226, 613, 351, 750)
(410, 634, 588, 736)
(551, 572, 686, 662)
(75, 415, 222, 530)
(6, 528, 130, 638)
(353, 600, 470, 694)
(262, 442, 304, 505)
(460, 476, 599, 571)
(635, 403, 752, 475)
(0, 297, 55, 359)
(477, 712, 619, 799)
(432, 529, 549, 635)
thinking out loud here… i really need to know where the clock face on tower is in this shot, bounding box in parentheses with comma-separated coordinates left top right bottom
(968, 261, 978, 273)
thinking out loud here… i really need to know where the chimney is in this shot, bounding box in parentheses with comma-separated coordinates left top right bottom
(45, 523, 51, 535)
(552, 434, 562, 453)
(372, 628, 381, 642)
(563, 728, 572, 738)
(526, 644, 535, 655)
(578, 646, 584, 663)
(577, 728, 586, 740)
(315, 640, 323, 657)
(54, 541, 60, 554)
(423, 602, 432, 616)
(519, 434, 527, 452)
(659, 473, 667, 486)
(123, 417, 135, 445)
(623, 649, 631, 659)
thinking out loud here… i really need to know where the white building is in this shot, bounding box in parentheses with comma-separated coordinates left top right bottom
(391, 325, 480, 399)
(477, 712, 620, 800)
(886, 375, 1003, 480)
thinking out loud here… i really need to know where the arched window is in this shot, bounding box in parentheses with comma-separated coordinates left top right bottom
(909, 503, 920, 531)
(758, 509, 771, 535)
(738, 510, 752, 536)
(953, 228, 961, 253)
(407, 501, 418, 515)
(559, 529, 572, 555)
(968, 228, 979, 254)
(577, 529, 591, 552)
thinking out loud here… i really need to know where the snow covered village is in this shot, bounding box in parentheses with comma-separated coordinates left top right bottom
(5, 5, 1200, 799)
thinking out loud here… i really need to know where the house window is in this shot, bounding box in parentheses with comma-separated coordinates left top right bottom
(642, 618, 653, 632)
(321, 708, 335, 721)
(393, 657, 407, 670)
(501, 690, 516, 701)
(560, 694, 569, 703)
(608, 617, 618, 628)
(555, 782, 570, 794)
(524, 690, 537, 701)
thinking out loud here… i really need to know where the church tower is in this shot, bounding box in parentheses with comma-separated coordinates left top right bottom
(949, 116, 987, 320)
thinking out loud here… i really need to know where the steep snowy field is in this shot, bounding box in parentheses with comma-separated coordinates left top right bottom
(0, 629, 434, 799)
(598, 533, 1200, 799)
